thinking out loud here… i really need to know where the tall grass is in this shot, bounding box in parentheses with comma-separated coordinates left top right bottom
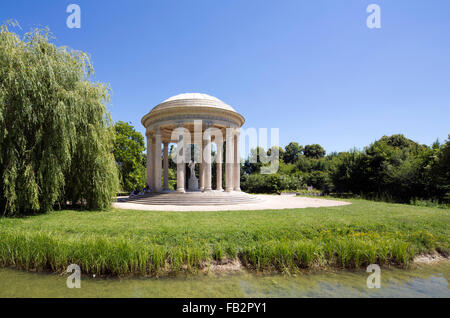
(0, 232, 437, 276)
(0, 199, 448, 276)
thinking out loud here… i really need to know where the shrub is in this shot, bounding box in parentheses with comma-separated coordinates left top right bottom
(241, 173, 304, 193)
(302, 171, 333, 193)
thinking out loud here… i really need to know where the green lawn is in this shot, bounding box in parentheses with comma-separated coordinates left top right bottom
(0, 199, 448, 276)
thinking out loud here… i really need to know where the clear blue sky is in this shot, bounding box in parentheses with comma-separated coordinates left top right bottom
(1, 0, 449, 153)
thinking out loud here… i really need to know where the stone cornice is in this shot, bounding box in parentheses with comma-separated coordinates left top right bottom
(142, 106, 245, 128)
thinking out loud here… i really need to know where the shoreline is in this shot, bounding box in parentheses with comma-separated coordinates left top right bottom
(139, 253, 450, 277)
(2, 252, 449, 279)
(413, 252, 449, 264)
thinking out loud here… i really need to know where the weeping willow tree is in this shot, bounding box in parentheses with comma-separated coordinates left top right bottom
(0, 23, 119, 216)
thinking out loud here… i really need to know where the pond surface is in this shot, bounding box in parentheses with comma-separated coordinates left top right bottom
(0, 262, 448, 298)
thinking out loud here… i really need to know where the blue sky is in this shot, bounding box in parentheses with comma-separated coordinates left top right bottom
(1, 0, 449, 153)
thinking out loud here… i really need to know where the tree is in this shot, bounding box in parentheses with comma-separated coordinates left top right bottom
(0, 24, 119, 215)
(429, 135, 450, 198)
(303, 170, 332, 192)
(304, 144, 326, 158)
(267, 146, 285, 162)
(113, 121, 146, 192)
(330, 150, 366, 194)
(330, 135, 443, 202)
(284, 142, 303, 164)
(243, 147, 266, 175)
(377, 134, 419, 150)
(363, 134, 427, 200)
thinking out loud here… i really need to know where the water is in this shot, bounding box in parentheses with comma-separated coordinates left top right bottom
(0, 262, 448, 298)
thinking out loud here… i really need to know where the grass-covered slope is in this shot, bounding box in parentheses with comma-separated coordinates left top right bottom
(0, 199, 448, 276)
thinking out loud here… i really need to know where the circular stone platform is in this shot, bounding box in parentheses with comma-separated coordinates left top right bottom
(113, 192, 350, 212)
(117, 191, 263, 206)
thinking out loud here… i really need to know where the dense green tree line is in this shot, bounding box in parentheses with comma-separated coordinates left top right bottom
(0, 24, 119, 215)
(331, 134, 450, 202)
(113, 121, 146, 192)
(242, 134, 450, 203)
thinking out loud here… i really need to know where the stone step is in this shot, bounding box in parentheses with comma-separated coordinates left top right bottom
(118, 192, 263, 206)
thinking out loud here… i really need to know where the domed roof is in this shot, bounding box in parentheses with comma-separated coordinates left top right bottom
(151, 93, 236, 113)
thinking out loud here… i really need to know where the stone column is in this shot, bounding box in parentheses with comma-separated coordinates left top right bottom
(199, 138, 204, 191)
(176, 127, 185, 193)
(163, 141, 169, 191)
(151, 134, 156, 191)
(153, 128, 162, 192)
(225, 129, 234, 192)
(216, 141, 223, 191)
(146, 132, 153, 190)
(203, 129, 212, 191)
(233, 129, 241, 191)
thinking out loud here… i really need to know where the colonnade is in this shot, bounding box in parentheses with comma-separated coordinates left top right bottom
(146, 126, 240, 193)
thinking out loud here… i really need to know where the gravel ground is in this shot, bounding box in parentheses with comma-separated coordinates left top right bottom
(113, 195, 351, 211)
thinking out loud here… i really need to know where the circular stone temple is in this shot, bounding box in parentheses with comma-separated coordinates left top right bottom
(141, 93, 245, 194)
